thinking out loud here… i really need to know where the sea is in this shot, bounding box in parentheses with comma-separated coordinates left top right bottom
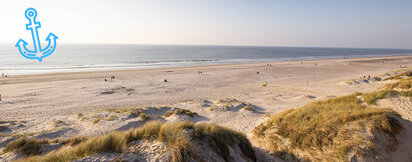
(1, 44, 412, 75)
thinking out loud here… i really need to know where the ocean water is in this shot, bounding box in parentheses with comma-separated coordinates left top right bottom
(1, 44, 412, 75)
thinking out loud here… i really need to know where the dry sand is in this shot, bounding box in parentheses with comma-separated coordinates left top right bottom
(0, 55, 412, 161)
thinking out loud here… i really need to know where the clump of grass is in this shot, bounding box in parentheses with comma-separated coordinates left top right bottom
(106, 115, 117, 121)
(163, 111, 174, 117)
(383, 77, 412, 90)
(3, 136, 89, 156)
(92, 118, 101, 125)
(399, 91, 412, 97)
(360, 76, 412, 104)
(3, 137, 47, 156)
(139, 112, 149, 120)
(193, 123, 256, 161)
(253, 93, 403, 161)
(208, 98, 249, 112)
(0, 125, 7, 132)
(242, 105, 253, 111)
(168, 136, 200, 162)
(164, 109, 197, 118)
(16, 121, 256, 162)
(130, 111, 137, 117)
(209, 105, 216, 111)
(53, 120, 67, 127)
(362, 90, 398, 105)
(383, 71, 412, 81)
(51, 136, 89, 146)
(128, 109, 150, 120)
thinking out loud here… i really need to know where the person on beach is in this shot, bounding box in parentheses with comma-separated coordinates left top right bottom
(263, 81, 267, 87)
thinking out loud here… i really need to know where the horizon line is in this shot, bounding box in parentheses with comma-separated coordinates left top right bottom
(1, 42, 412, 50)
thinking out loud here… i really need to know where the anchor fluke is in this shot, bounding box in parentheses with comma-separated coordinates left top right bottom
(42, 33, 58, 57)
(16, 39, 38, 59)
(15, 39, 28, 47)
(46, 33, 58, 42)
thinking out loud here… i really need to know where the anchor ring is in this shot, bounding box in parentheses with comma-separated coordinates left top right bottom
(25, 8, 37, 19)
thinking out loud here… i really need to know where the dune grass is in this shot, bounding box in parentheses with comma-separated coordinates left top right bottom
(399, 91, 412, 97)
(383, 77, 412, 90)
(0, 125, 7, 132)
(92, 118, 101, 125)
(164, 109, 197, 117)
(2, 136, 89, 156)
(383, 71, 412, 81)
(11, 121, 255, 162)
(52, 120, 68, 128)
(361, 90, 398, 105)
(361, 75, 411, 104)
(106, 115, 117, 121)
(3, 138, 46, 156)
(242, 105, 253, 111)
(253, 92, 403, 160)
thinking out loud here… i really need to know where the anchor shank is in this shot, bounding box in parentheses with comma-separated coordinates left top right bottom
(28, 19, 42, 53)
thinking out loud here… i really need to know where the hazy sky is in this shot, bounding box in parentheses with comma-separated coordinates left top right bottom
(1, 0, 412, 48)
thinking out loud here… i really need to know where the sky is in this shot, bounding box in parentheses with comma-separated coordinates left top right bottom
(1, 0, 412, 49)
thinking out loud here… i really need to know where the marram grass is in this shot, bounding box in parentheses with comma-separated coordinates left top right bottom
(253, 92, 404, 161)
(8, 121, 255, 162)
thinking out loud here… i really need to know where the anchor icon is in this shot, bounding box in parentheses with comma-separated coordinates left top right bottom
(16, 8, 58, 62)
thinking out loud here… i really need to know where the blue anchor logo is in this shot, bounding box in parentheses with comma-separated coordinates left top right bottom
(16, 8, 58, 62)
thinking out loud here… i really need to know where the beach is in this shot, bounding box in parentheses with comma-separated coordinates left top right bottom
(0, 55, 411, 134)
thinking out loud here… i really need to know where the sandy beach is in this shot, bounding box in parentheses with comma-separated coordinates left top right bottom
(1, 55, 412, 129)
(0, 55, 412, 161)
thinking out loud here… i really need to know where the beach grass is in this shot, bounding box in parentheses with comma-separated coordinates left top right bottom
(382, 71, 412, 81)
(10, 121, 255, 162)
(3, 138, 47, 156)
(92, 118, 101, 125)
(0, 126, 7, 132)
(242, 104, 253, 111)
(164, 109, 197, 117)
(253, 74, 412, 160)
(361, 90, 398, 105)
(383, 77, 412, 90)
(253, 92, 403, 160)
(106, 115, 117, 121)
